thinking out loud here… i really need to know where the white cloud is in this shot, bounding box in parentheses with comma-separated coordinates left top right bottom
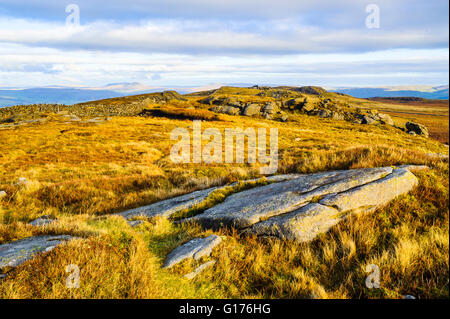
(0, 0, 447, 87)
(0, 16, 447, 55)
(0, 41, 447, 88)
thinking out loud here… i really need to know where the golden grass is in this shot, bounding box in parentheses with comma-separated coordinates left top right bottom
(0, 98, 448, 299)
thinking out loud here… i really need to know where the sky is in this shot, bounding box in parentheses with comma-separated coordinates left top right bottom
(0, 0, 448, 89)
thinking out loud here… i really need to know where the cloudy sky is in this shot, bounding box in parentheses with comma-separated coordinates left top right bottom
(0, 0, 448, 89)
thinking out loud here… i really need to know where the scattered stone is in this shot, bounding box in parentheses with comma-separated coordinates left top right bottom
(29, 215, 56, 227)
(210, 105, 240, 115)
(378, 113, 394, 125)
(242, 104, 261, 117)
(318, 109, 332, 118)
(302, 102, 315, 112)
(403, 295, 417, 300)
(278, 114, 288, 122)
(0, 191, 6, 199)
(128, 220, 145, 227)
(85, 117, 104, 123)
(184, 260, 216, 280)
(362, 115, 377, 125)
(17, 177, 28, 185)
(331, 111, 345, 121)
(0, 235, 75, 269)
(262, 102, 279, 115)
(163, 235, 222, 269)
(406, 122, 429, 137)
(296, 86, 327, 95)
(224, 97, 243, 108)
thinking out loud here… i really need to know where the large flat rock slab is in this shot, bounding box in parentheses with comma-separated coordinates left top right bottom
(248, 203, 342, 243)
(0, 235, 74, 269)
(248, 168, 418, 242)
(188, 167, 392, 229)
(320, 168, 417, 212)
(118, 186, 219, 220)
(118, 174, 303, 220)
(163, 235, 222, 269)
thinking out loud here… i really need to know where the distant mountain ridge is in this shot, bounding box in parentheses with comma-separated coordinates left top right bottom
(0, 84, 447, 107)
(329, 85, 449, 100)
(0, 88, 128, 107)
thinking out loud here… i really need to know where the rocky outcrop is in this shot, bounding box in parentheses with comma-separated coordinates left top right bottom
(210, 105, 240, 115)
(294, 86, 327, 95)
(163, 235, 222, 269)
(0, 235, 75, 270)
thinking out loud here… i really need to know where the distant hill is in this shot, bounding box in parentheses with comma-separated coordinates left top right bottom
(0, 88, 129, 107)
(1, 84, 447, 108)
(329, 85, 449, 100)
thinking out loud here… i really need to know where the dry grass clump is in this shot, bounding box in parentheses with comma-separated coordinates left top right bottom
(139, 107, 222, 121)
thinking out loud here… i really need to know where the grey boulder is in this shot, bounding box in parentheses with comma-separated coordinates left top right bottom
(0, 235, 75, 269)
(29, 215, 56, 227)
(242, 104, 261, 117)
(163, 235, 222, 269)
(406, 122, 429, 137)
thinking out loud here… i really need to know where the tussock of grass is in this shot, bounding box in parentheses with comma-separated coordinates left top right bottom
(140, 107, 222, 121)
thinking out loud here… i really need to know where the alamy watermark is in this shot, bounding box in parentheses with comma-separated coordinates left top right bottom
(365, 264, 380, 289)
(65, 264, 80, 289)
(65, 4, 80, 28)
(170, 121, 278, 175)
(365, 4, 380, 29)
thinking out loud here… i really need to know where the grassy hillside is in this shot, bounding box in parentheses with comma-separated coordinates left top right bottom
(0, 86, 448, 299)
